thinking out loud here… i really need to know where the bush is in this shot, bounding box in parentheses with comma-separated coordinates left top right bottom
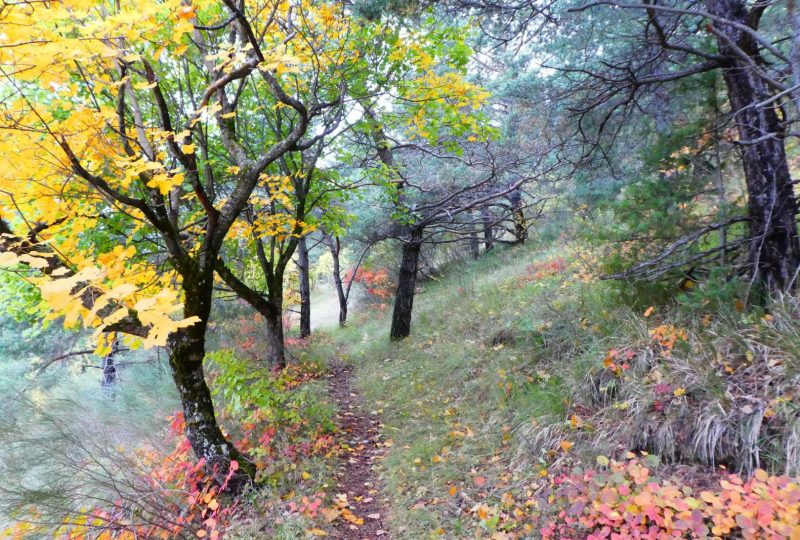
(466, 455, 800, 539)
(535, 456, 800, 539)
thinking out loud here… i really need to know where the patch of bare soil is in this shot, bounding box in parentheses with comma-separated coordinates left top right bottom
(326, 359, 391, 540)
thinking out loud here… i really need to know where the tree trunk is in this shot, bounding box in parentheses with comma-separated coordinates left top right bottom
(214, 260, 287, 368)
(297, 236, 311, 339)
(390, 228, 423, 340)
(712, 77, 727, 265)
(100, 337, 119, 400)
(264, 279, 286, 368)
(169, 270, 255, 487)
(507, 190, 528, 245)
(327, 235, 349, 326)
(481, 207, 494, 252)
(469, 213, 480, 260)
(788, 0, 800, 122)
(707, 0, 800, 290)
(168, 332, 253, 487)
(512, 207, 528, 245)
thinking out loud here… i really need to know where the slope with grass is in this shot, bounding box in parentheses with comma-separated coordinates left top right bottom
(308, 237, 800, 539)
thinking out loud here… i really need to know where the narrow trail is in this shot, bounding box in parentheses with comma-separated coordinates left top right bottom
(326, 359, 391, 540)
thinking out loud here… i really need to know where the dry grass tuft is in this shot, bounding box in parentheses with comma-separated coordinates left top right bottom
(518, 292, 800, 477)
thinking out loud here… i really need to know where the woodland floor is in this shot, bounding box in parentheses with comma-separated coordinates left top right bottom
(326, 359, 391, 539)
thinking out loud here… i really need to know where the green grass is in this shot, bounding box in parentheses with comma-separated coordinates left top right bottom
(308, 242, 593, 537)
(307, 237, 800, 538)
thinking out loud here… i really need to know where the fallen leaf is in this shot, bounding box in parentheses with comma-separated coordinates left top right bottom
(474, 476, 487, 487)
(321, 508, 340, 523)
(308, 528, 328, 537)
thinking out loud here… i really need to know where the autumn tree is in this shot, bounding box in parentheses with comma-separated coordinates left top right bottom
(0, 0, 360, 481)
(214, 144, 326, 367)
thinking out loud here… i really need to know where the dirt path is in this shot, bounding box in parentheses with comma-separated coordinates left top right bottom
(326, 359, 391, 539)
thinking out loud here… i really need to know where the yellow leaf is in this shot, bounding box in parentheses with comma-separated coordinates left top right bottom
(308, 529, 327, 537)
(134, 81, 157, 90)
(559, 440, 573, 452)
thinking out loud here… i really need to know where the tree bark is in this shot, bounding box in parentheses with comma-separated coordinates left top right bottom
(707, 0, 800, 290)
(507, 190, 528, 245)
(481, 207, 494, 252)
(296, 236, 311, 339)
(325, 234, 349, 326)
(390, 227, 423, 340)
(264, 277, 286, 368)
(170, 269, 255, 487)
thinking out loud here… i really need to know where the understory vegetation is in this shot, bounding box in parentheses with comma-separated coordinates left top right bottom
(310, 237, 800, 538)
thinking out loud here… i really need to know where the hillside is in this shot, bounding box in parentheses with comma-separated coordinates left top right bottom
(290, 237, 800, 538)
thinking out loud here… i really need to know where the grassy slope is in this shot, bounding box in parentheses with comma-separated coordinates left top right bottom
(310, 240, 597, 537)
(308, 238, 800, 538)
